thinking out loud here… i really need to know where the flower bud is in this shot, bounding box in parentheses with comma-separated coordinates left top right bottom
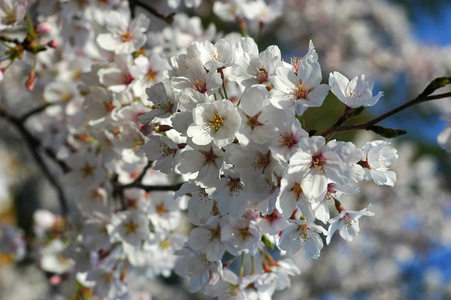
(26, 73, 35, 91)
(47, 40, 58, 49)
(35, 22, 52, 35)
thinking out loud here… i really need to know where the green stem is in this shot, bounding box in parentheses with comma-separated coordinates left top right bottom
(224, 255, 239, 266)
(25, 10, 35, 36)
(222, 81, 229, 100)
(239, 252, 245, 277)
(218, 89, 225, 100)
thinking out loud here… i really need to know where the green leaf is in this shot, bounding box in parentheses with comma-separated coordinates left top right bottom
(368, 125, 407, 138)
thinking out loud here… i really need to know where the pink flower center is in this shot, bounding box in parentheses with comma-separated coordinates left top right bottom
(311, 154, 326, 171)
(279, 132, 298, 148)
(193, 79, 207, 94)
(253, 151, 271, 172)
(342, 213, 354, 228)
(254, 67, 269, 83)
(123, 73, 135, 85)
(246, 112, 263, 129)
(201, 147, 219, 165)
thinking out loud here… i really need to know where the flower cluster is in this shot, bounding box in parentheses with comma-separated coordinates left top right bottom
(1, 0, 450, 299)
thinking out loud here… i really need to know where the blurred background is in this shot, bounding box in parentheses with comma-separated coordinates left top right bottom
(1, 0, 451, 299)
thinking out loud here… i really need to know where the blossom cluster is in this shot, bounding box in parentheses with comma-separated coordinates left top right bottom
(8, 0, 451, 299)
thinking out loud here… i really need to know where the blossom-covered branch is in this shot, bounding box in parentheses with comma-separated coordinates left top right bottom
(1, 1, 450, 299)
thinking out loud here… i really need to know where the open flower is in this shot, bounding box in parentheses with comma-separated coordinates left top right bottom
(187, 100, 241, 147)
(329, 71, 383, 108)
(287, 136, 349, 201)
(269, 42, 330, 115)
(0, 0, 27, 31)
(279, 219, 328, 258)
(97, 12, 150, 54)
(326, 203, 375, 244)
(361, 140, 398, 186)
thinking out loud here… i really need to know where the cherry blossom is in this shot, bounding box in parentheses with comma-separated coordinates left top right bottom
(279, 219, 328, 258)
(3, 1, 448, 299)
(97, 12, 150, 54)
(361, 140, 398, 186)
(326, 203, 375, 243)
(0, 0, 27, 31)
(329, 71, 384, 108)
(187, 100, 241, 147)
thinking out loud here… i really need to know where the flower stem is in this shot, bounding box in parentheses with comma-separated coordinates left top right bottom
(240, 252, 245, 277)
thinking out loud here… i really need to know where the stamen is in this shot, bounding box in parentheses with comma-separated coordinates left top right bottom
(279, 132, 297, 148)
(209, 112, 224, 131)
(294, 80, 311, 99)
(311, 154, 326, 172)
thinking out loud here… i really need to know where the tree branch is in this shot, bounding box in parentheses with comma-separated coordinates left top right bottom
(318, 91, 451, 138)
(19, 103, 53, 122)
(114, 182, 184, 193)
(0, 107, 69, 216)
(128, 0, 175, 25)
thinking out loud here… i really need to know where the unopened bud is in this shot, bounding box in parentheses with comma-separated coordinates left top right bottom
(266, 83, 273, 92)
(244, 209, 259, 221)
(26, 73, 35, 91)
(47, 40, 58, 49)
(420, 76, 451, 97)
(139, 124, 154, 136)
(36, 22, 52, 35)
(49, 275, 63, 285)
(334, 198, 344, 212)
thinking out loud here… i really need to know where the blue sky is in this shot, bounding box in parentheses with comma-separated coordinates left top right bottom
(413, 3, 451, 46)
(377, 3, 451, 145)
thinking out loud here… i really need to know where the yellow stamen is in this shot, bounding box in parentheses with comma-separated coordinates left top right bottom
(209, 112, 224, 131)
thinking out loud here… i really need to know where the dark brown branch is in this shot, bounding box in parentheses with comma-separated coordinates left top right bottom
(318, 91, 451, 137)
(0, 107, 69, 216)
(19, 103, 53, 122)
(0, 34, 20, 44)
(114, 182, 184, 193)
(134, 160, 153, 184)
(129, 0, 175, 25)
